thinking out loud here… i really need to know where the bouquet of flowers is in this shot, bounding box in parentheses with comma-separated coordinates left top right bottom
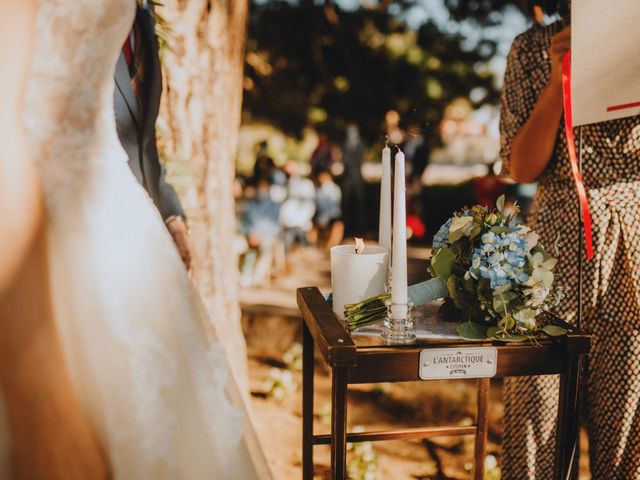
(345, 196, 566, 342)
(430, 195, 565, 341)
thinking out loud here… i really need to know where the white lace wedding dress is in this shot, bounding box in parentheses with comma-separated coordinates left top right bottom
(0, 1, 270, 478)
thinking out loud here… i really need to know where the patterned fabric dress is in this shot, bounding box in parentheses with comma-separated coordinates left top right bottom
(500, 20, 640, 479)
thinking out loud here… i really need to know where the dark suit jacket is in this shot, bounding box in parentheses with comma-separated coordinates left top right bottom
(114, 5, 184, 221)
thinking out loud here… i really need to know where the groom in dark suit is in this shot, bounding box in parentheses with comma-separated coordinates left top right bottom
(114, 2, 192, 269)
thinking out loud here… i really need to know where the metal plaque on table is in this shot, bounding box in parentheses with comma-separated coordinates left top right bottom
(419, 347, 497, 380)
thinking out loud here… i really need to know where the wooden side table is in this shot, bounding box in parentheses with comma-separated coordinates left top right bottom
(297, 287, 591, 480)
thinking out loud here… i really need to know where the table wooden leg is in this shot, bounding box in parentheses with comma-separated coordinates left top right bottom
(554, 356, 582, 480)
(473, 377, 490, 480)
(331, 367, 349, 480)
(303, 322, 314, 480)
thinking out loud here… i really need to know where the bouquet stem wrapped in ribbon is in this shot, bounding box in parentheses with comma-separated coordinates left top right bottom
(345, 196, 567, 342)
(344, 277, 448, 331)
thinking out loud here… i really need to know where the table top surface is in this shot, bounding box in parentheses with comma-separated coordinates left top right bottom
(297, 286, 591, 368)
(351, 301, 480, 348)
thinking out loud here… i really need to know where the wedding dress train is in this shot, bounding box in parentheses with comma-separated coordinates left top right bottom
(0, 0, 270, 478)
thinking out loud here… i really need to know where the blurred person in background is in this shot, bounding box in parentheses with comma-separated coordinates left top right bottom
(252, 141, 275, 183)
(252, 140, 287, 203)
(240, 177, 283, 287)
(384, 109, 404, 146)
(339, 123, 366, 236)
(403, 122, 430, 184)
(253, 140, 286, 188)
(310, 168, 344, 248)
(403, 123, 430, 241)
(310, 132, 335, 178)
(280, 161, 316, 256)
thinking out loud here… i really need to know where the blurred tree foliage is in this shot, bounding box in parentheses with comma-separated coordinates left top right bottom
(440, 0, 526, 23)
(243, 0, 527, 144)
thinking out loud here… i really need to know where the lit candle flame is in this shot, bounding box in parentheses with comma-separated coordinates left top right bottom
(355, 237, 365, 254)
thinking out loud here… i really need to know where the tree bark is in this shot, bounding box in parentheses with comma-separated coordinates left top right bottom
(158, 0, 250, 391)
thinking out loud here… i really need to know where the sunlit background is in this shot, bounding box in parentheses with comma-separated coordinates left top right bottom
(164, 1, 589, 478)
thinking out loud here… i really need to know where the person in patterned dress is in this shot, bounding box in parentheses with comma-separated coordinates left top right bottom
(499, 2, 640, 479)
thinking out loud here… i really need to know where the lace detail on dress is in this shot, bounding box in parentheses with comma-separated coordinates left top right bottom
(24, 0, 134, 210)
(20, 1, 260, 478)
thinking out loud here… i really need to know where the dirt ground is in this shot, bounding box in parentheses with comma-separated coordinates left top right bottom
(242, 245, 590, 479)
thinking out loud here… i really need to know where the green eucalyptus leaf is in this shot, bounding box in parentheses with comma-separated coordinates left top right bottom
(431, 247, 456, 279)
(542, 325, 568, 337)
(493, 295, 507, 312)
(487, 326, 500, 338)
(462, 220, 476, 236)
(449, 216, 473, 243)
(451, 216, 473, 231)
(449, 229, 464, 243)
(492, 332, 528, 343)
(457, 322, 488, 341)
(469, 223, 483, 240)
(490, 226, 515, 234)
(503, 291, 518, 302)
(494, 284, 512, 295)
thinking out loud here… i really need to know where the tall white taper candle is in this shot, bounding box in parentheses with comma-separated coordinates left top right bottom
(378, 146, 392, 254)
(391, 150, 408, 307)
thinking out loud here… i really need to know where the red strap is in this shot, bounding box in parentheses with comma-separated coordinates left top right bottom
(561, 51, 594, 260)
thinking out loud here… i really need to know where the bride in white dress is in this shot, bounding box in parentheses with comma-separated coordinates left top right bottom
(1, 0, 271, 478)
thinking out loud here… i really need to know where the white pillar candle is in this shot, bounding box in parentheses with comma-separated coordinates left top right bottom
(330, 244, 388, 319)
(378, 146, 392, 254)
(391, 150, 408, 308)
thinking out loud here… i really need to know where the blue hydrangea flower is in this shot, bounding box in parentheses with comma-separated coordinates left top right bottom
(469, 227, 531, 290)
(433, 210, 474, 249)
(432, 217, 453, 249)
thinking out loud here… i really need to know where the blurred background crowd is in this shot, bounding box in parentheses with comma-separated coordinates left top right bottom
(234, 115, 531, 288)
(213, 0, 542, 289)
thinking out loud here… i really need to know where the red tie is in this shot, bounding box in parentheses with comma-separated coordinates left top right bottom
(122, 35, 134, 70)
(121, 26, 144, 101)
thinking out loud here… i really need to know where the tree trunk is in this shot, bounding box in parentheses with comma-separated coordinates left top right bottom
(157, 0, 249, 391)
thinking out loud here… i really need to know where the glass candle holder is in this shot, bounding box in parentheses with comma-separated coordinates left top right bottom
(381, 300, 416, 345)
(384, 270, 392, 295)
